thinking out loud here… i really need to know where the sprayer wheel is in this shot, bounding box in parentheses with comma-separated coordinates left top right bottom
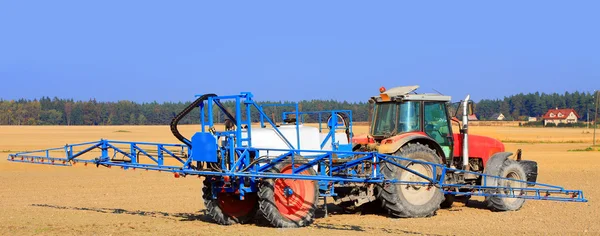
(440, 194, 455, 209)
(202, 177, 257, 225)
(258, 157, 318, 228)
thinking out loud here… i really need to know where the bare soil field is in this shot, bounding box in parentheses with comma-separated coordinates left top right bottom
(0, 125, 598, 235)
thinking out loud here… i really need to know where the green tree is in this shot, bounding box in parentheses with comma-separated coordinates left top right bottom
(129, 114, 136, 124)
(40, 109, 64, 125)
(0, 91, 595, 125)
(64, 101, 73, 125)
(137, 114, 147, 125)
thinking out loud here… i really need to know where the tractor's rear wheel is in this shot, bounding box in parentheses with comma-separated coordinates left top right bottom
(258, 158, 318, 228)
(377, 143, 444, 218)
(485, 159, 527, 211)
(202, 177, 258, 225)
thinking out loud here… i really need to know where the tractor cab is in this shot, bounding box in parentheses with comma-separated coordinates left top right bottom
(366, 85, 454, 159)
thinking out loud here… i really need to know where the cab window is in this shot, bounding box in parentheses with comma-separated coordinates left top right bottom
(372, 102, 421, 136)
(424, 102, 451, 157)
(397, 102, 421, 133)
(372, 103, 397, 136)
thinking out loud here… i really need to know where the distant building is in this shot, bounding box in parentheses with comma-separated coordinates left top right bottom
(468, 114, 478, 121)
(490, 113, 505, 121)
(528, 117, 538, 122)
(542, 108, 580, 125)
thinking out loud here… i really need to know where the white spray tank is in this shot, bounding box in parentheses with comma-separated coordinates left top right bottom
(242, 124, 349, 157)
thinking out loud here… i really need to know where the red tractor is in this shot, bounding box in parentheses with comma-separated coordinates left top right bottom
(348, 85, 538, 217)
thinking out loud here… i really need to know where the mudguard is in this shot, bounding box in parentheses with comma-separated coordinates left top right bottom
(520, 160, 538, 186)
(484, 152, 538, 186)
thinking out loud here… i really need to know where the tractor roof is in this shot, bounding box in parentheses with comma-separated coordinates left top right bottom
(371, 85, 452, 103)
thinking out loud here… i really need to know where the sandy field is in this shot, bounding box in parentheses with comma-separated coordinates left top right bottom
(0, 125, 598, 235)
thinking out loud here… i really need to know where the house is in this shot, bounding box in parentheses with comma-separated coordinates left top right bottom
(528, 117, 537, 122)
(490, 113, 505, 121)
(542, 108, 580, 125)
(468, 114, 478, 121)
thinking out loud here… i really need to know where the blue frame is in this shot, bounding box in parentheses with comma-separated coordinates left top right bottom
(6, 92, 588, 204)
(7, 141, 586, 202)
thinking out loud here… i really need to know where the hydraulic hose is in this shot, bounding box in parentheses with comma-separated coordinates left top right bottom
(169, 93, 236, 148)
(328, 113, 352, 142)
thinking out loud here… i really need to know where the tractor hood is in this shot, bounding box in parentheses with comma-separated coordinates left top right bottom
(453, 134, 505, 166)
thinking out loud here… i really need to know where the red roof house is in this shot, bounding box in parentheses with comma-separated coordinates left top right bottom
(542, 108, 580, 125)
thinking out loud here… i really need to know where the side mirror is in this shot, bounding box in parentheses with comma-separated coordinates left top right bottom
(468, 101, 475, 116)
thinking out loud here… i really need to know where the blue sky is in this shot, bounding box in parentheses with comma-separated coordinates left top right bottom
(0, 1, 598, 103)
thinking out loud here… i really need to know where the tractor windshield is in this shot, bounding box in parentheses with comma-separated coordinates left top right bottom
(371, 101, 421, 137)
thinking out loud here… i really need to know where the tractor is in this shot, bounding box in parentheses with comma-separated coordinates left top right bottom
(344, 85, 538, 216)
(7, 87, 583, 229)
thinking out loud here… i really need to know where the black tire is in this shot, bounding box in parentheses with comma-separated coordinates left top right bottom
(484, 159, 527, 211)
(202, 177, 258, 225)
(257, 157, 318, 228)
(440, 194, 455, 209)
(337, 199, 384, 214)
(377, 143, 444, 218)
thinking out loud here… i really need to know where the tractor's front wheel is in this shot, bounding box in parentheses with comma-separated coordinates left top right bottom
(485, 159, 527, 211)
(257, 158, 318, 228)
(202, 177, 258, 225)
(377, 143, 444, 218)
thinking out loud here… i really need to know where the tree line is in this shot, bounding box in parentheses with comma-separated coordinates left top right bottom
(0, 91, 596, 125)
(0, 97, 370, 125)
(475, 91, 597, 121)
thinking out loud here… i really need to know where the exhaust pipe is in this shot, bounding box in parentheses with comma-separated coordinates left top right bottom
(462, 95, 470, 171)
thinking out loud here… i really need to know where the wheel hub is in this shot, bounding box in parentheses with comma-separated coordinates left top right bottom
(399, 162, 435, 206)
(503, 171, 524, 204)
(283, 186, 294, 197)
